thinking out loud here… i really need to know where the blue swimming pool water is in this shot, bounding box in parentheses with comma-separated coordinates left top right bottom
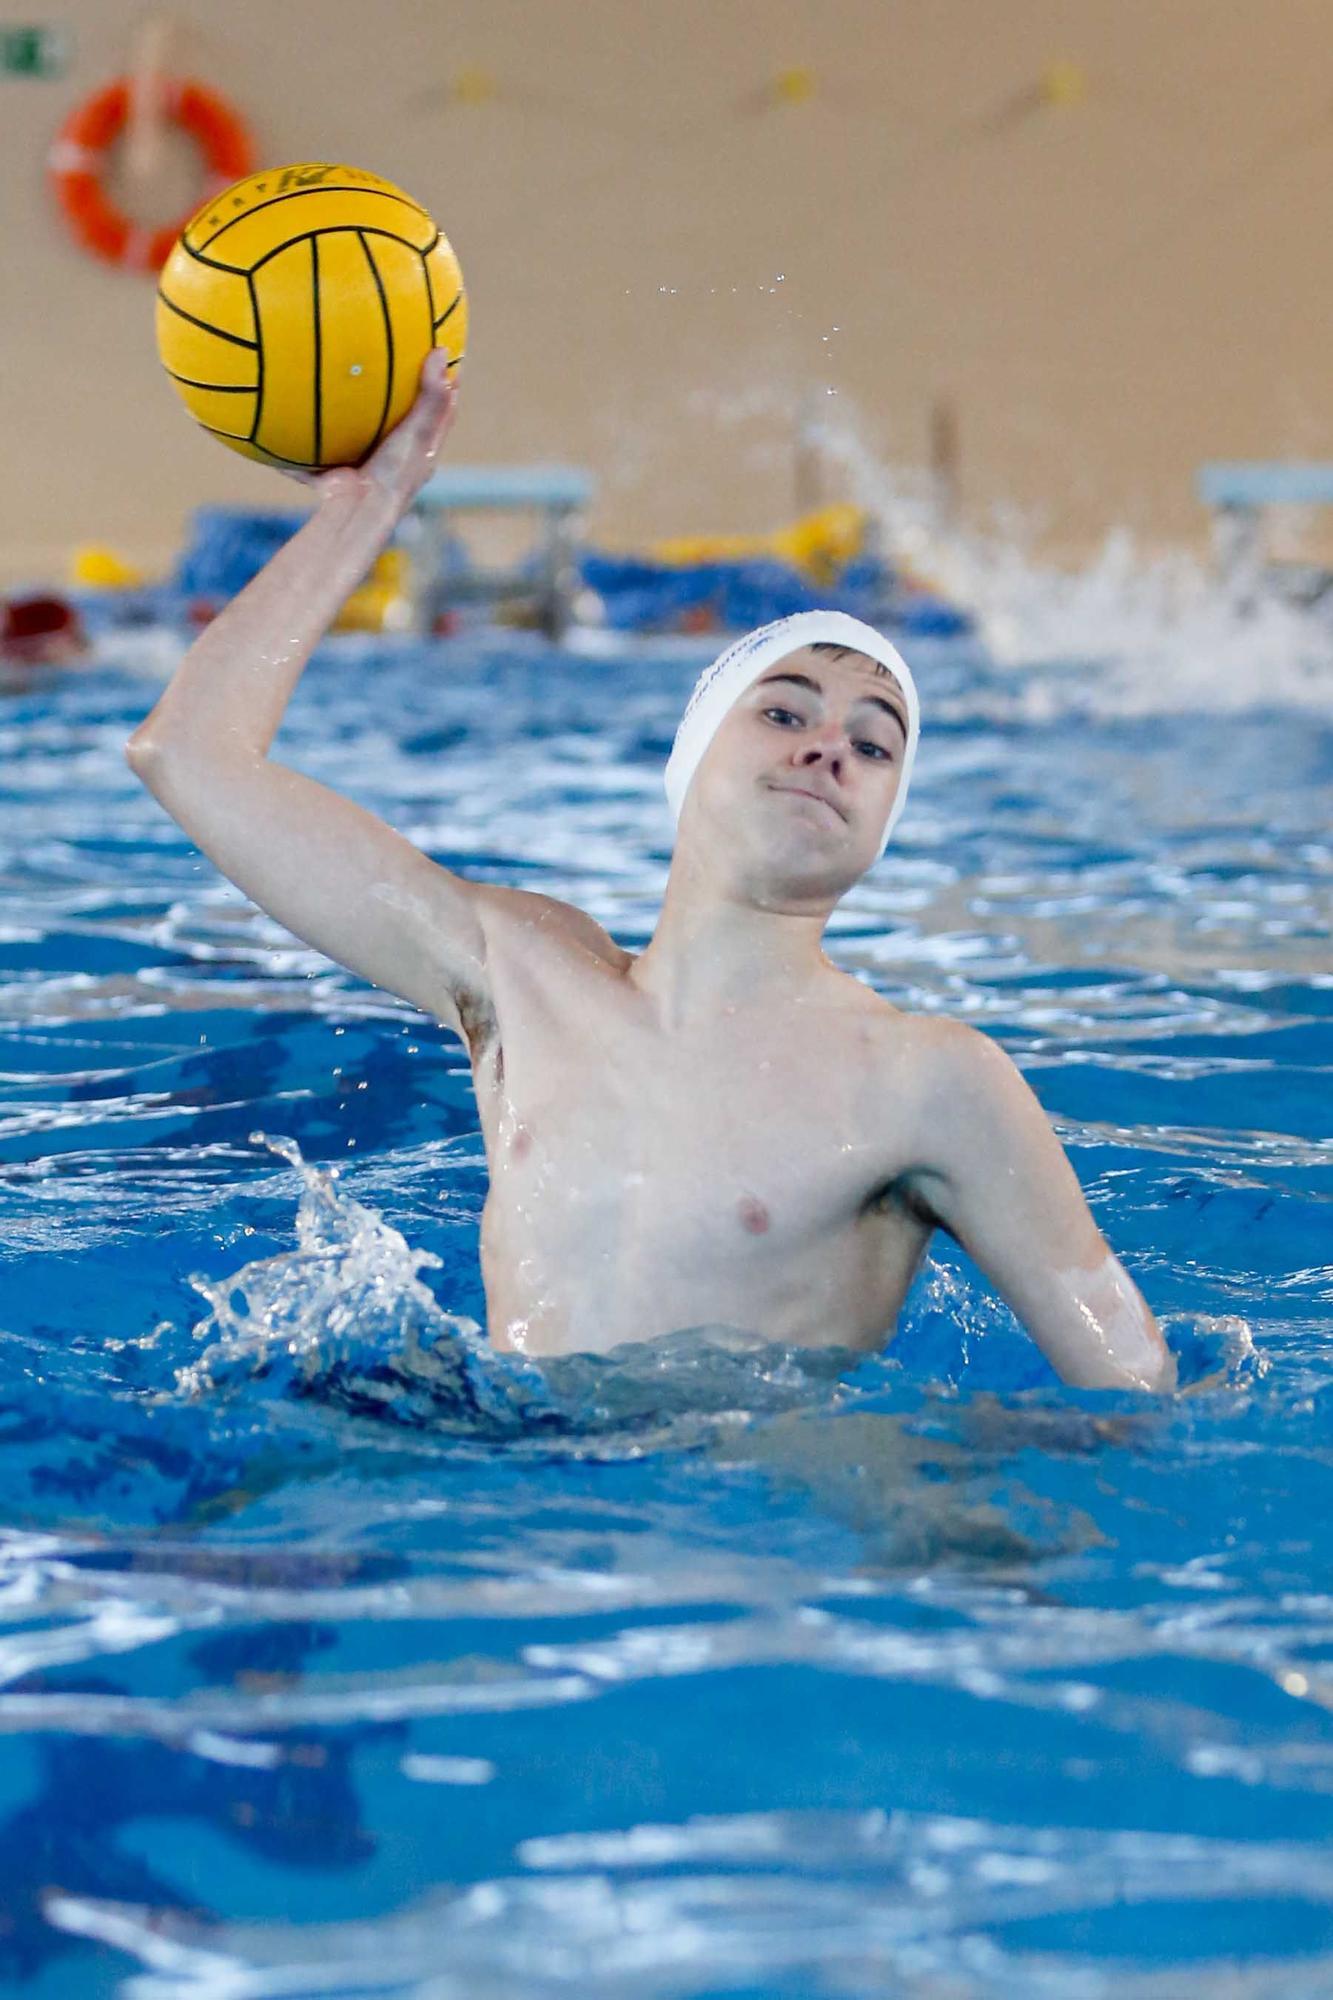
(0, 625, 1330, 1997)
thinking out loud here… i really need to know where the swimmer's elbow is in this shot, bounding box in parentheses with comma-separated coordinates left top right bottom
(125, 725, 160, 776)
(125, 727, 185, 803)
(125, 728, 181, 806)
(125, 724, 200, 781)
(126, 726, 257, 809)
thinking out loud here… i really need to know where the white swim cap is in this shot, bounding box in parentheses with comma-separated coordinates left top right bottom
(663, 610, 920, 859)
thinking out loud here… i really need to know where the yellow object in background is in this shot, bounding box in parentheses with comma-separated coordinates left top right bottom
(452, 68, 496, 105)
(333, 546, 412, 632)
(772, 66, 816, 104)
(654, 503, 867, 586)
(1040, 59, 1087, 107)
(155, 162, 467, 473)
(71, 544, 147, 589)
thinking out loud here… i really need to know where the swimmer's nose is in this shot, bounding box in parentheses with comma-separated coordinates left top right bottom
(795, 734, 846, 780)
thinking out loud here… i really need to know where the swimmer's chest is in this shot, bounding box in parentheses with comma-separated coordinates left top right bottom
(478, 951, 914, 1230)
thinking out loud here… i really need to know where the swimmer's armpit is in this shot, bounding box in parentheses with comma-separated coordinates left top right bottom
(908, 1024, 1177, 1394)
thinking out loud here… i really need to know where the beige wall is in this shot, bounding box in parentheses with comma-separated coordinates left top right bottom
(3, 1, 1332, 587)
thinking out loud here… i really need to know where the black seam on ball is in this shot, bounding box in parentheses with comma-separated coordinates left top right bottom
(162, 370, 254, 393)
(359, 231, 394, 460)
(311, 236, 323, 468)
(433, 286, 464, 331)
(198, 423, 313, 469)
(248, 272, 263, 444)
(180, 236, 250, 277)
(190, 183, 431, 256)
(157, 288, 258, 350)
(247, 225, 428, 277)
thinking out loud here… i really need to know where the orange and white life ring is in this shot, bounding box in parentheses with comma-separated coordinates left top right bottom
(49, 77, 254, 274)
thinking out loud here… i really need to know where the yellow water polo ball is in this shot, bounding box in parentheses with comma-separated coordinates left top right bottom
(155, 161, 467, 472)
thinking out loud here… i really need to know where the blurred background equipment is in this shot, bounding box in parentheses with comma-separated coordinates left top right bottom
(48, 11, 253, 272)
(0, 589, 88, 668)
(0, 21, 68, 77)
(1198, 461, 1333, 609)
(409, 464, 594, 640)
(10, 1, 1333, 591)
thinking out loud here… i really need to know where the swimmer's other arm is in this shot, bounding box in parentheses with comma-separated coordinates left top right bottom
(904, 1024, 1176, 1393)
(125, 355, 526, 1042)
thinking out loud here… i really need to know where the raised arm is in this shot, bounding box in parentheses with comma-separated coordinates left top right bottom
(907, 1023, 1177, 1393)
(126, 352, 490, 1040)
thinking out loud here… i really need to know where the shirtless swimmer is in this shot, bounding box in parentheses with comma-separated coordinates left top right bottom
(127, 351, 1176, 1393)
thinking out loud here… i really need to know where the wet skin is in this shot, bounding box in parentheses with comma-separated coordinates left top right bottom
(467, 647, 1171, 1387)
(126, 357, 1175, 1391)
(474, 644, 929, 1356)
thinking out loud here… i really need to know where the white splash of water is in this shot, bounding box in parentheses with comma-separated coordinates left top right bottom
(811, 409, 1333, 713)
(172, 1136, 853, 1436)
(176, 1130, 486, 1400)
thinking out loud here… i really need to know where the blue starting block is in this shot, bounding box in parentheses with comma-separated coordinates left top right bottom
(416, 466, 596, 513)
(1197, 461, 1333, 600)
(1198, 463, 1333, 509)
(408, 463, 596, 638)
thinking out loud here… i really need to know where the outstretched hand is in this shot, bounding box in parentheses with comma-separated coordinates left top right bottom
(278, 348, 459, 510)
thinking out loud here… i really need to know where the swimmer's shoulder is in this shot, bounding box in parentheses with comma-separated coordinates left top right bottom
(885, 1012, 1045, 1171)
(890, 1007, 1017, 1086)
(840, 1002, 1036, 1207)
(474, 883, 632, 973)
(838, 985, 1020, 1107)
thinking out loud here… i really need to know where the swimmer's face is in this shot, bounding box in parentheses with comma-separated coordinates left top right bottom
(682, 643, 909, 896)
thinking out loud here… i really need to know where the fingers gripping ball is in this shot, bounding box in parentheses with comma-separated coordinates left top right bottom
(155, 161, 467, 471)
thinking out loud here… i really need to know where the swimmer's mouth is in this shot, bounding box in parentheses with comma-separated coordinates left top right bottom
(766, 782, 848, 823)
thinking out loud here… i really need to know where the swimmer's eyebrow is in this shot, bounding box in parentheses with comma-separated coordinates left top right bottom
(755, 671, 908, 743)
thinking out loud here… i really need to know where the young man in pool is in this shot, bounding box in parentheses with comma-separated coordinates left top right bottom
(127, 352, 1175, 1393)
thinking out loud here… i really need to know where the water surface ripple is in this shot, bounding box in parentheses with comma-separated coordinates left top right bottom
(0, 633, 1329, 1997)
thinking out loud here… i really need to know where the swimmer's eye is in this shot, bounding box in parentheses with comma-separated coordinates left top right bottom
(762, 708, 894, 761)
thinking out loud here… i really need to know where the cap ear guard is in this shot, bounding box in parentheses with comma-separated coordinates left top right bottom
(664, 610, 920, 858)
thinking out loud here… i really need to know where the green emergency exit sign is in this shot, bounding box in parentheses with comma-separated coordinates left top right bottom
(1, 26, 67, 77)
